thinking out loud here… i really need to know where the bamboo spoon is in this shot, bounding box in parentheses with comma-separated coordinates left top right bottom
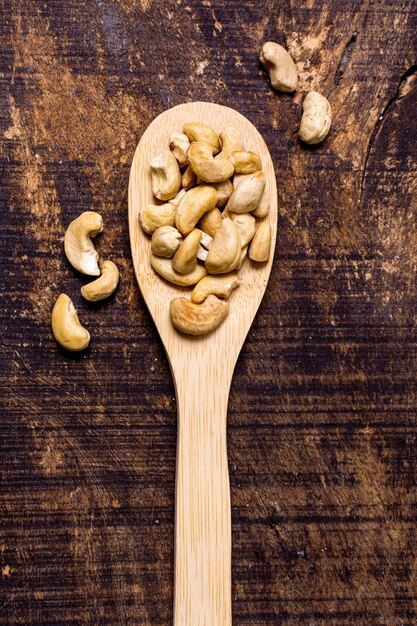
(128, 102, 277, 626)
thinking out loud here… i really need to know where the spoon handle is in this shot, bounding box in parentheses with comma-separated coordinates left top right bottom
(173, 363, 232, 626)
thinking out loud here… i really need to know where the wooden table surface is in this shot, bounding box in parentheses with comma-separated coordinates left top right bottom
(1, 1, 417, 624)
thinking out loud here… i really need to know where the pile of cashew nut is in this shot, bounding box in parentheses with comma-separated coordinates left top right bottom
(141, 122, 271, 336)
(51, 212, 120, 351)
(260, 41, 332, 144)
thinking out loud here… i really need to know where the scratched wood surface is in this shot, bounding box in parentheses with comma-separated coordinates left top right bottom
(1, 1, 417, 624)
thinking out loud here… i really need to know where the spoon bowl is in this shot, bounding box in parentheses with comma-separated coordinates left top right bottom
(129, 101, 277, 626)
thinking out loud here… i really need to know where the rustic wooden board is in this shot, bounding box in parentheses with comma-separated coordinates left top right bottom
(1, 0, 417, 624)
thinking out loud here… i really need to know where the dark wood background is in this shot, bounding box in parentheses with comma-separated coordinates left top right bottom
(1, 0, 417, 624)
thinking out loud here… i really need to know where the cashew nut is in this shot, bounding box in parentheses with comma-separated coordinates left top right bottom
(228, 212, 256, 247)
(298, 91, 332, 145)
(259, 41, 298, 93)
(191, 272, 240, 304)
(182, 165, 197, 191)
(228, 151, 262, 174)
(51, 294, 90, 351)
(188, 141, 234, 183)
(175, 184, 218, 235)
(210, 179, 234, 207)
(150, 254, 207, 286)
(249, 221, 271, 262)
(217, 127, 245, 159)
(232, 173, 250, 188)
(198, 208, 222, 238)
(150, 150, 181, 201)
(140, 203, 176, 234)
(205, 218, 241, 274)
(169, 132, 190, 167)
(64, 211, 103, 276)
(81, 260, 119, 301)
(226, 170, 266, 214)
(172, 229, 201, 274)
(151, 226, 182, 258)
(252, 188, 270, 218)
(170, 294, 229, 336)
(196, 230, 213, 261)
(183, 122, 220, 153)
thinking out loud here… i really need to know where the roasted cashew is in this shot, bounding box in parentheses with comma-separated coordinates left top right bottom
(183, 122, 220, 153)
(64, 211, 103, 276)
(150, 254, 207, 286)
(228, 212, 256, 247)
(151, 226, 182, 258)
(191, 272, 240, 304)
(175, 184, 218, 235)
(228, 151, 262, 174)
(182, 165, 197, 191)
(172, 229, 201, 274)
(169, 132, 190, 167)
(140, 203, 176, 234)
(51, 294, 90, 351)
(260, 41, 298, 93)
(217, 127, 245, 159)
(205, 218, 241, 274)
(81, 260, 119, 301)
(150, 150, 181, 201)
(198, 208, 222, 238)
(210, 179, 234, 207)
(249, 221, 271, 262)
(170, 294, 229, 336)
(298, 91, 332, 145)
(226, 170, 266, 214)
(188, 141, 234, 183)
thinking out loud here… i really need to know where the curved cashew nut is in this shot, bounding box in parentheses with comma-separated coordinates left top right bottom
(226, 171, 266, 214)
(252, 188, 270, 218)
(51, 294, 90, 351)
(191, 272, 240, 304)
(183, 122, 220, 153)
(198, 208, 222, 238)
(175, 184, 218, 235)
(217, 127, 245, 159)
(140, 203, 176, 234)
(170, 294, 229, 336)
(249, 221, 271, 262)
(188, 141, 234, 183)
(169, 132, 190, 167)
(150, 150, 181, 201)
(181, 165, 198, 191)
(64, 211, 103, 276)
(150, 254, 207, 286)
(172, 229, 202, 274)
(229, 151, 262, 175)
(205, 218, 241, 274)
(298, 91, 332, 145)
(151, 226, 182, 258)
(210, 179, 234, 207)
(259, 42, 298, 93)
(228, 212, 256, 247)
(81, 260, 119, 301)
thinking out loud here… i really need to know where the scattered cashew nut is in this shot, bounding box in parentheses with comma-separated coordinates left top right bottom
(150, 150, 181, 201)
(64, 211, 103, 276)
(151, 226, 182, 258)
(229, 151, 262, 174)
(183, 122, 220, 153)
(140, 203, 176, 234)
(175, 184, 218, 235)
(206, 218, 241, 274)
(169, 132, 190, 167)
(228, 212, 256, 247)
(51, 294, 90, 351)
(226, 171, 266, 214)
(188, 141, 234, 183)
(81, 260, 119, 301)
(170, 294, 229, 336)
(198, 208, 223, 238)
(182, 165, 197, 191)
(191, 272, 240, 304)
(217, 127, 245, 159)
(260, 41, 298, 93)
(298, 91, 332, 145)
(252, 188, 270, 218)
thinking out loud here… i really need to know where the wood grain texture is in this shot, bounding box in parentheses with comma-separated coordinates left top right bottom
(128, 101, 277, 625)
(1, 0, 417, 624)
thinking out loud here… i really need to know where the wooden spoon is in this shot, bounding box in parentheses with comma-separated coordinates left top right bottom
(128, 102, 277, 626)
